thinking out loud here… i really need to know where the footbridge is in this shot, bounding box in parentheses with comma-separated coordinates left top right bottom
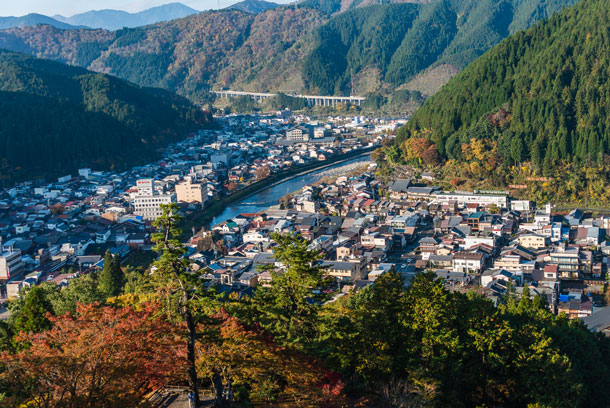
(213, 90, 366, 107)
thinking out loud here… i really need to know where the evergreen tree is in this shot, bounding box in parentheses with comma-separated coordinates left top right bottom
(11, 286, 53, 334)
(98, 251, 125, 299)
(253, 232, 324, 348)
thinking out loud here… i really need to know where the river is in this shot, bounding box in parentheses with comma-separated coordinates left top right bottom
(210, 154, 372, 226)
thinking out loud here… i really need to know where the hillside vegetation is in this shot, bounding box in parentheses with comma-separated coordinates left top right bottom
(0, 50, 213, 183)
(302, 0, 577, 97)
(384, 0, 610, 205)
(0, 1, 576, 112)
(401, 0, 609, 167)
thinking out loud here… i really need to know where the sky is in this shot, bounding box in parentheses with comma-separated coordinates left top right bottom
(0, 0, 295, 17)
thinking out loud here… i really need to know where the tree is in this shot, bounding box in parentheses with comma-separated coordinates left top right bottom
(197, 311, 344, 408)
(152, 204, 201, 406)
(11, 285, 53, 335)
(50, 273, 105, 315)
(256, 165, 271, 180)
(1, 303, 183, 408)
(98, 251, 125, 299)
(253, 233, 324, 348)
(316, 271, 409, 388)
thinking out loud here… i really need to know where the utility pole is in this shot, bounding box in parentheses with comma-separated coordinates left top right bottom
(350, 68, 354, 97)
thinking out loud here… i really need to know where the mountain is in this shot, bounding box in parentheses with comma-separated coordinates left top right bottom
(0, 49, 213, 183)
(53, 3, 199, 30)
(0, 1, 576, 112)
(0, 13, 85, 30)
(398, 0, 609, 173)
(227, 0, 281, 14)
(298, 0, 434, 15)
(301, 0, 578, 98)
(0, 8, 326, 103)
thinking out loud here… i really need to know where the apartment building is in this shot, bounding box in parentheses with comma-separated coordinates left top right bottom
(133, 193, 176, 221)
(0, 249, 24, 281)
(176, 179, 207, 204)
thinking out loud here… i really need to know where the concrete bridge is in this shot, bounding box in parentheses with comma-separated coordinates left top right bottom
(213, 90, 366, 107)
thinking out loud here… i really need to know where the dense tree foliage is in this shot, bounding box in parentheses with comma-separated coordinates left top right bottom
(301, 0, 576, 96)
(2, 233, 610, 407)
(316, 271, 610, 407)
(98, 251, 126, 299)
(0, 50, 213, 183)
(1, 303, 183, 408)
(399, 0, 610, 173)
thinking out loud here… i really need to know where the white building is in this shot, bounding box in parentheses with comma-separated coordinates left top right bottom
(0, 249, 24, 281)
(136, 179, 155, 196)
(286, 127, 310, 142)
(434, 192, 509, 208)
(132, 193, 176, 221)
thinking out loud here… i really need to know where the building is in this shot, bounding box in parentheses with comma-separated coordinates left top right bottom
(176, 179, 207, 204)
(136, 178, 155, 196)
(0, 249, 24, 281)
(132, 193, 176, 221)
(321, 260, 365, 282)
(518, 232, 548, 249)
(453, 252, 484, 273)
(286, 127, 311, 142)
(435, 192, 509, 208)
(550, 247, 581, 279)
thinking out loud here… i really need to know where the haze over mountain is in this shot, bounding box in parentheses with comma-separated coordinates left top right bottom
(0, 13, 85, 30)
(399, 0, 609, 172)
(0, 49, 213, 182)
(53, 3, 199, 30)
(0, 0, 576, 113)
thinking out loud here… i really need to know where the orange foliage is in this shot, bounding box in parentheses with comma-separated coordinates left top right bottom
(1, 303, 185, 408)
(197, 311, 346, 407)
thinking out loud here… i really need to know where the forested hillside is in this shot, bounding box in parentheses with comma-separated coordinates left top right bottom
(382, 0, 610, 205)
(0, 8, 326, 104)
(400, 0, 608, 167)
(0, 1, 576, 111)
(302, 0, 577, 97)
(0, 50, 213, 183)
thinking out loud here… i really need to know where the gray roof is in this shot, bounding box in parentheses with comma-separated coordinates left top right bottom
(390, 179, 411, 193)
(582, 307, 610, 332)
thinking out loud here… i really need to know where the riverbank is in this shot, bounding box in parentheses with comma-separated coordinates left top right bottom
(179, 147, 375, 237)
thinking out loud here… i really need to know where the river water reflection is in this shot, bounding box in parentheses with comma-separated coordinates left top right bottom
(210, 154, 371, 226)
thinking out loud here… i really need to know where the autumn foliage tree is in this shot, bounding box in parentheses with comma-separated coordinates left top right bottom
(256, 165, 271, 180)
(1, 303, 184, 408)
(197, 311, 345, 407)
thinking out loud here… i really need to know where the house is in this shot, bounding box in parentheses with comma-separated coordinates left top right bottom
(321, 260, 365, 282)
(418, 237, 439, 260)
(518, 232, 548, 249)
(388, 179, 411, 199)
(453, 252, 484, 273)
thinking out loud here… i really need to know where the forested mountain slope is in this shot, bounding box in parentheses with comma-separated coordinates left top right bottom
(399, 0, 609, 171)
(0, 8, 325, 103)
(302, 0, 578, 96)
(0, 1, 576, 109)
(227, 0, 281, 14)
(0, 50, 212, 183)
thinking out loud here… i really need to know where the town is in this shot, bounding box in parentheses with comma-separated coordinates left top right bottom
(1, 113, 609, 336)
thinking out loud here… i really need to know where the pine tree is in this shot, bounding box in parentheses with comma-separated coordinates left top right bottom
(98, 250, 125, 299)
(12, 285, 53, 334)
